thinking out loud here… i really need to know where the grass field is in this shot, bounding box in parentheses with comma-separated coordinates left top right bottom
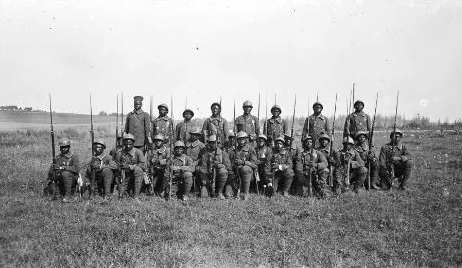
(0, 126, 461, 267)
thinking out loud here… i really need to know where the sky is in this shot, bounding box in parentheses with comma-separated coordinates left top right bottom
(1, 0, 461, 122)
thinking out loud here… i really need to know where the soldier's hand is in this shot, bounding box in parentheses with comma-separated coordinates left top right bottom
(235, 159, 245, 166)
(392, 156, 401, 163)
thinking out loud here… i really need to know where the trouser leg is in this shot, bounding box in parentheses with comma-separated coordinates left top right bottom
(133, 167, 144, 197)
(239, 166, 253, 194)
(101, 168, 114, 196)
(60, 171, 75, 198)
(281, 168, 295, 193)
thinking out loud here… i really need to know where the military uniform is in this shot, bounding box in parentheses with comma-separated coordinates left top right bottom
(265, 137, 295, 196)
(333, 137, 367, 193)
(47, 145, 80, 199)
(343, 100, 372, 139)
(198, 140, 231, 198)
(354, 131, 379, 189)
(86, 142, 117, 198)
(165, 143, 195, 200)
(263, 105, 288, 145)
(255, 135, 271, 189)
(146, 144, 169, 193)
(296, 146, 329, 198)
(115, 144, 146, 198)
(302, 115, 330, 147)
(202, 116, 229, 148)
(236, 115, 260, 143)
(124, 107, 151, 150)
(228, 135, 258, 198)
(152, 116, 174, 144)
(175, 108, 195, 144)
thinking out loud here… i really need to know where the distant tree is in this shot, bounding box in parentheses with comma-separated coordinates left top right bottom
(99, 111, 108, 116)
(24, 107, 33, 112)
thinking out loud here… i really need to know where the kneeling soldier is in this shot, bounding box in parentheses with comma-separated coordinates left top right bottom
(333, 137, 367, 194)
(378, 129, 412, 191)
(265, 136, 295, 197)
(46, 138, 80, 202)
(354, 131, 379, 190)
(146, 134, 169, 195)
(115, 134, 146, 201)
(255, 134, 271, 193)
(296, 135, 329, 198)
(165, 141, 195, 201)
(198, 135, 231, 199)
(86, 138, 117, 199)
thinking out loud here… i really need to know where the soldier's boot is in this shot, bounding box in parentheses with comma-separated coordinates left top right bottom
(316, 172, 329, 199)
(353, 167, 367, 194)
(281, 177, 293, 197)
(240, 166, 253, 196)
(102, 168, 114, 198)
(216, 168, 228, 197)
(399, 160, 413, 190)
(224, 184, 234, 198)
(182, 172, 193, 198)
(133, 167, 144, 199)
(369, 162, 380, 189)
(61, 171, 74, 200)
(200, 185, 209, 198)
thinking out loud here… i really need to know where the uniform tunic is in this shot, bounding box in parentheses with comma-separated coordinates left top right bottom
(124, 109, 151, 147)
(343, 111, 372, 139)
(235, 114, 260, 141)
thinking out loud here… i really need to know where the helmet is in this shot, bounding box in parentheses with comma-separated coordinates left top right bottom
(342, 137, 354, 145)
(58, 138, 71, 147)
(242, 100, 253, 108)
(210, 102, 221, 110)
(123, 133, 135, 141)
(355, 131, 369, 139)
(354, 100, 364, 107)
(158, 103, 169, 111)
(258, 134, 267, 141)
(228, 131, 236, 138)
(236, 131, 249, 139)
(312, 101, 323, 109)
(271, 105, 281, 113)
(153, 134, 164, 141)
(93, 138, 106, 148)
(208, 135, 217, 142)
(174, 141, 185, 148)
(318, 133, 330, 142)
(390, 129, 403, 138)
(182, 108, 194, 118)
(274, 136, 285, 144)
(302, 135, 313, 142)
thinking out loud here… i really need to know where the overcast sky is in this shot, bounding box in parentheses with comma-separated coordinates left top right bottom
(1, 0, 461, 121)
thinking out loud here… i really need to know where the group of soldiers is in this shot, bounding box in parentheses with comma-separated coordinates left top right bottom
(46, 95, 412, 202)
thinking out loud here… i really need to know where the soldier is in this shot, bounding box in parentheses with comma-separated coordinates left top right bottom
(114, 134, 146, 201)
(109, 135, 123, 159)
(86, 138, 117, 199)
(124, 96, 152, 153)
(343, 100, 372, 139)
(202, 102, 229, 148)
(255, 134, 271, 193)
(146, 134, 169, 195)
(284, 134, 302, 196)
(152, 103, 174, 145)
(302, 101, 331, 147)
(333, 137, 367, 194)
(46, 138, 80, 202)
(186, 128, 206, 193)
(296, 135, 329, 198)
(354, 131, 380, 190)
(175, 108, 194, 144)
(265, 136, 295, 197)
(109, 135, 123, 195)
(228, 131, 258, 200)
(198, 135, 231, 199)
(164, 141, 195, 201)
(317, 133, 337, 187)
(378, 129, 412, 191)
(263, 105, 288, 146)
(235, 100, 260, 146)
(224, 131, 236, 154)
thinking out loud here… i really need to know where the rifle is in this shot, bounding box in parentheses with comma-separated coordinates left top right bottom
(168, 95, 174, 200)
(329, 93, 338, 188)
(368, 92, 378, 189)
(148, 95, 154, 194)
(211, 98, 222, 196)
(254, 93, 261, 194)
(289, 94, 296, 150)
(307, 102, 312, 197)
(116, 94, 119, 150)
(390, 91, 400, 183)
(352, 83, 355, 112)
(120, 93, 125, 198)
(233, 100, 241, 197)
(90, 94, 96, 198)
(49, 94, 58, 200)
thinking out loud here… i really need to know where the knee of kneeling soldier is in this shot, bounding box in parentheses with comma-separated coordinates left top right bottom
(357, 167, 367, 175)
(60, 170, 75, 179)
(101, 167, 113, 177)
(218, 168, 228, 178)
(240, 165, 253, 175)
(282, 168, 295, 179)
(183, 171, 193, 179)
(133, 166, 144, 175)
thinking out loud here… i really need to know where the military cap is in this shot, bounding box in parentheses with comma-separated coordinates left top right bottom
(58, 138, 71, 147)
(158, 103, 169, 111)
(354, 100, 364, 106)
(302, 135, 313, 142)
(242, 100, 253, 108)
(123, 133, 135, 141)
(312, 101, 323, 109)
(133, 96, 144, 101)
(258, 134, 267, 141)
(182, 108, 194, 118)
(174, 141, 186, 148)
(93, 138, 106, 148)
(342, 136, 354, 145)
(318, 133, 331, 142)
(274, 136, 285, 144)
(355, 131, 369, 139)
(236, 131, 249, 139)
(153, 134, 164, 141)
(390, 129, 403, 138)
(271, 104, 282, 113)
(189, 128, 202, 135)
(210, 102, 221, 109)
(228, 131, 236, 138)
(208, 135, 217, 142)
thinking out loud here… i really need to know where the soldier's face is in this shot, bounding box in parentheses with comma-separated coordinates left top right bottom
(134, 100, 142, 110)
(116, 138, 123, 147)
(123, 139, 134, 151)
(237, 138, 247, 147)
(184, 112, 192, 121)
(190, 135, 198, 142)
(358, 135, 367, 144)
(313, 105, 322, 114)
(354, 103, 364, 111)
(159, 107, 168, 116)
(174, 147, 184, 156)
(343, 143, 352, 150)
(60, 146, 70, 155)
(211, 105, 220, 116)
(208, 141, 217, 150)
(304, 139, 313, 149)
(243, 106, 252, 114)
(271, 109, 280, 117)
(392, 134, 402, 144)
(93, 144, 104, 155)
(154, 140, 163, 148)
(320, 139, 329, 147)
(229, 137, 236, 145)
(258, 138, 266, 147)
(275, 141, 284, 151)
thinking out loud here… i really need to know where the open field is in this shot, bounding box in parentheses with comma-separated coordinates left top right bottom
(0, 125, 461, 267)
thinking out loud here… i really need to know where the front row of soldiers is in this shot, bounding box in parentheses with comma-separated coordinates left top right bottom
(45, 127, 412, 202)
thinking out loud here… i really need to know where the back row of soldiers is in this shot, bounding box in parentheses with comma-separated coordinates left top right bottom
(46, 96, 412, 202)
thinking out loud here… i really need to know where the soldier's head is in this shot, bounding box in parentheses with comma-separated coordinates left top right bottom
(93, 139, 106, 156)
(123, 134, 135, 151)
(58, 138, 71, 154)
(274, 137, 285, 151)
(356, 131, 368, 145)
(211, 102, 221, 117)
(318, 133, 330, 148)
(271, 105, 281, 117)
(236, 131, 249, 147)
(133, 96, 143, 111)
(174, 141, 185, 156)
(390, 129, 403, 144)
(189, 129, 201, 142)
(228, 132, 236, 146)
(283, 134, 294, 146)
(354, 100, 364, 112)
(207, 135, 218, 150)
(153, 134, 164, 148)
(183, 108, 194, 121)
(312, 102, 323, 114)
(116, 136, 123, 147)
(342, 137, 354, 150)
(257, 135, 267, 148)
(302, 135, 313, 150)
(242, 100, 253, 115)
(158, 103, 169, 117)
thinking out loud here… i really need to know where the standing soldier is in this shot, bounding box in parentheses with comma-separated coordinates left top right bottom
(228, 131, 258, 200)
(164, 141, 195, 201)
(175, 108, 194, 144)
(86, 139, 118, 199)
(124, 96, 152, 153)
(236, 100, 260, 146)
(255, 134, 271, 193)
(296, 135, 329, 198)
(152, 103, 174, 145)
(265, 136, 295, 197)
(186, 128, 206, 193)
(302, 101, 331, 147)
(354, 131, 380, 189)
(333, 137, 367, 194)
(46, 138, 80, 202)
(263, 105, 288, 146)
(202, 102, 229, 148)
(343, 100, 372, 139)
(378, 130, 412, 191)
(198, 135, 231, 199)
(146, 134, 169, 195)
(115, 134, 146, 201)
